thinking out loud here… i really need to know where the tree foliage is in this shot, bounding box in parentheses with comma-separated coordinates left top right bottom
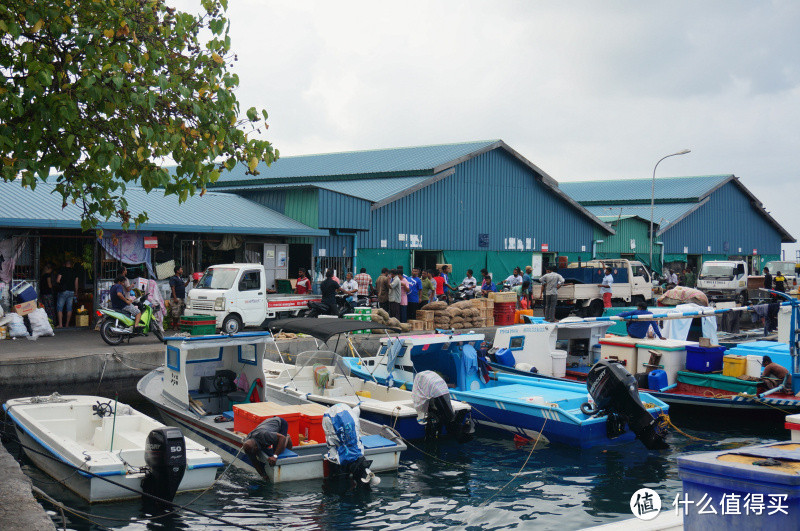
(0, 0, 276, 229)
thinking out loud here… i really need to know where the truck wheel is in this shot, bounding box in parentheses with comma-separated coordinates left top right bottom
(631, 295, 645, 307)
(222, 315, 242, 335)
(589, 299, 605, 317)
(736, 292, 748, 306)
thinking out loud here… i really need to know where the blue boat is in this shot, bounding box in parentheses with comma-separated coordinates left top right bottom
(345, 332, 670, 449)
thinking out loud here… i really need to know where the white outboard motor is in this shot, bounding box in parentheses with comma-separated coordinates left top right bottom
(322, 404, 379, 487)
(412, 371, 474, 442)
(141, 427, 186, 508)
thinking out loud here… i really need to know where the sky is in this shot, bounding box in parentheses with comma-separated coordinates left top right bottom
(181, 1, 799, 257)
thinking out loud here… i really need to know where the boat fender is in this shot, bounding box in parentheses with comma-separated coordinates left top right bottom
(580, 402, 599, 416)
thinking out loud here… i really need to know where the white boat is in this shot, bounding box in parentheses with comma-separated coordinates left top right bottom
(137, 332, 405, 483)
(3, 394, 223, 503)
(264, 318, 473, 441)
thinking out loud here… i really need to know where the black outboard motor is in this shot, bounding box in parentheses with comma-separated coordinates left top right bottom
(142, 427, 187, 507)
(427, 395, 475, 443)
(583, 360, 668, 450)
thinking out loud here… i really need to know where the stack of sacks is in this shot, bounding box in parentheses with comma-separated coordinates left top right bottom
(448, 301, 485, 329)
(425, 301, 450, 329)
(371, 308, 413, 333)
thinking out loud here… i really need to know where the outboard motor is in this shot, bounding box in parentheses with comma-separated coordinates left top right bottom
(413, 371, 474, 443)
(582, 360, 668, 450)
(142, 427, 187, 507)
(322, 404, 379, 488)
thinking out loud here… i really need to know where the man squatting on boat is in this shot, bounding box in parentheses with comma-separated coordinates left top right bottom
(242, 417, 293, 478)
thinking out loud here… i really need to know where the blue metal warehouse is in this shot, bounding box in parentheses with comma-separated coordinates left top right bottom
(559, 175, 795, 273)
(211, 140, 613, 280)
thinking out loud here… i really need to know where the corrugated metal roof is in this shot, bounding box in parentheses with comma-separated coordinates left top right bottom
(0, 180, 327, 236)
(586, 203, 699, 234)
(559, 175, 732, 203)
(214, 175, 433, 203)
(212, 140, 500, 185)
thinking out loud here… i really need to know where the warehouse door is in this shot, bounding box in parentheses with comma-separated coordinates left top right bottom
(413, 250, 441, 273)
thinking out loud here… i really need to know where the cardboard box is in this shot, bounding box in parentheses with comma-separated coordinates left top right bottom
(489, 292, 517, 303)
(408, 319, 425, 331)
(417, 310, 435, 322)
(14, 300, 37, 316)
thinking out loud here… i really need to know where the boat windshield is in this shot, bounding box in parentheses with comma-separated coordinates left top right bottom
(699, 264, 735, 279)
(196, 267, 239, 289)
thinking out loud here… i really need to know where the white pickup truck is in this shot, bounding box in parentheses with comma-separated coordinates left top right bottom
(697, 260, 748, 304)
(184, 263, 321, 334)
(531, 259, 653, 317)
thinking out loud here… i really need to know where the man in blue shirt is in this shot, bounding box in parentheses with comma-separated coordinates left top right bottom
(407, 268, 422, 320)
(109, 275, 142, 331)
(618, 302, 664, 339)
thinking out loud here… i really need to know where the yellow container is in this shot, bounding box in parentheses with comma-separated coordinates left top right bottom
(75, 314, 90, 327)
(355, 391, 371, 398)
(722, 355, 746, 377)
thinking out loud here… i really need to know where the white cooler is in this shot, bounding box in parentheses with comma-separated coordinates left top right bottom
(599, 336, 639, 371)
(635, 339, 693, 385)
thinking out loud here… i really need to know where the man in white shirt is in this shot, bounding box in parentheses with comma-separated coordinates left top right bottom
(538, 266, 565, 322)
(461, 269, 478, 298)
(341, 272, 359, 303)
(598, 267, 613, 308)
(505, 267, 523, 287)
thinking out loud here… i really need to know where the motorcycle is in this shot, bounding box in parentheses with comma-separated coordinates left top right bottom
(449, 285, 476, 302)
(304, 294, 355, 318)
(97, 292, 165, 346)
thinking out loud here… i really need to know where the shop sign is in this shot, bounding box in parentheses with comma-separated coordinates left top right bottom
(143, 237, 158, 248)
(541, 243, 549, 252)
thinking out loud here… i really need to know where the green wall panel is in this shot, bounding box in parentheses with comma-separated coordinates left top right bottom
(357, 249, 411, 281)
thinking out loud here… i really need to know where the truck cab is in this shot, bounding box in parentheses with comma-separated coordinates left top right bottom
(184, 264, 320, 333)
(697, 260, 748, 303)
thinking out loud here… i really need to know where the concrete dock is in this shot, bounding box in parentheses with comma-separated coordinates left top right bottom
(0, 443, 56, 530)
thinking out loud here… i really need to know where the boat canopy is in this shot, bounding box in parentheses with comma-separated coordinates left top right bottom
(268, 318, 401, 342)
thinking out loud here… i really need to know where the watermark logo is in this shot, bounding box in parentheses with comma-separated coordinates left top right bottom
(630, 488, 662, 520)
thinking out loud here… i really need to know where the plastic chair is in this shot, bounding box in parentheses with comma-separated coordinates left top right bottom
(228, 378, 263, 407)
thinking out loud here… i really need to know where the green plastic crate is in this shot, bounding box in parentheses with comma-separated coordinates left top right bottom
(179, 314, 216, 323)
(179, 323, 217, 335)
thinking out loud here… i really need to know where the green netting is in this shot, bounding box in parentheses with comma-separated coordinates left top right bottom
(486, 251, 530, 281)
(357, 248, 410, 281)
(442, 250, 488, 280)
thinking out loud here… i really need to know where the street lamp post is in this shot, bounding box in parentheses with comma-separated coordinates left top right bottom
(649, 149, 691, 275)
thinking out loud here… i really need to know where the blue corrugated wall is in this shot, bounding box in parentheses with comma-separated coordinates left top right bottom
(314, 233, 354, 257)
(662, 181, 782, 256)
(318, 189, 371, 230)
(360, 148, 597, 252)
(243, 190, 286, 214)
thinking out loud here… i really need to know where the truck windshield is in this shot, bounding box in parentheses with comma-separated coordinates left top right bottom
(699, 264, 735, 278)
(197, 267, 239, 289)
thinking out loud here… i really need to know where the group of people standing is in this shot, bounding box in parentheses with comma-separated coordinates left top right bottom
(762, 267, 788, 293)
(39, 260, 80, 328)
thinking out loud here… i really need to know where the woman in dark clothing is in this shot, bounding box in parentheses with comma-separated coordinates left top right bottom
(40, 262, 56, 320)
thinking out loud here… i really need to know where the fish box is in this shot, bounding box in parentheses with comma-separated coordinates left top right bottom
(678, 442, 800, 529)
(233, 403, 302, 445)
(635, 340, 689, 385)
(722, 355, 746, 377)
(599, 337, 639, 370)
(685, 345, 726, 373)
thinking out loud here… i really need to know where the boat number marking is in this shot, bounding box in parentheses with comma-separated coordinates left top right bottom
(170, 373, 179, 386)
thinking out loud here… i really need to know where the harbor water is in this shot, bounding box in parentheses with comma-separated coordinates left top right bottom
(3, 405, 788, 530)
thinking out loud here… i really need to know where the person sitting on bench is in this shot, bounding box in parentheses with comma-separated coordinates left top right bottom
(242, 416, 293, 478)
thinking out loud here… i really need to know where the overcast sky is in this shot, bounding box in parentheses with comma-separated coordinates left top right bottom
(186, 1, 799, 257)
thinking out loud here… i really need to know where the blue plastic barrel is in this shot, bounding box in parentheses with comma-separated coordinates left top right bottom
(494, 348, 516, 367)
(647, 369, 668, 391)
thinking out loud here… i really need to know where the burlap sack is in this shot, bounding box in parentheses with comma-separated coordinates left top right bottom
(450, 316, 464, 324)
(445, 307, 462, 317)
(387, 317, 401, 328)
(400, 323, 413, 332)
(426, 301, 448, 310)
(451, 301, 473, 310)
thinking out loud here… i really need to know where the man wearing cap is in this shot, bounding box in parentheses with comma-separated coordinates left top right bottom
(242, 417, 293, 479)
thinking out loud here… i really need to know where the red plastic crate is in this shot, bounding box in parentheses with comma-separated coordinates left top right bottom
(233, 403, 301, 444)
(300, 414, 326, 443)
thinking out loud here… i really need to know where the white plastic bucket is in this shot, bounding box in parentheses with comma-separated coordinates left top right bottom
(746, 355, 763, 378)
(551, 349, 568, 378)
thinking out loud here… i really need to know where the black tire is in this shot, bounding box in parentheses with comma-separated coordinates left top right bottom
(589, 299, 605, 317)
(222, 314, 242, 335)
(100, 319, 125, 346)
(631, 295, 645, 307)
(152, 323, 165, 343)
(580, 402, 599, 416)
